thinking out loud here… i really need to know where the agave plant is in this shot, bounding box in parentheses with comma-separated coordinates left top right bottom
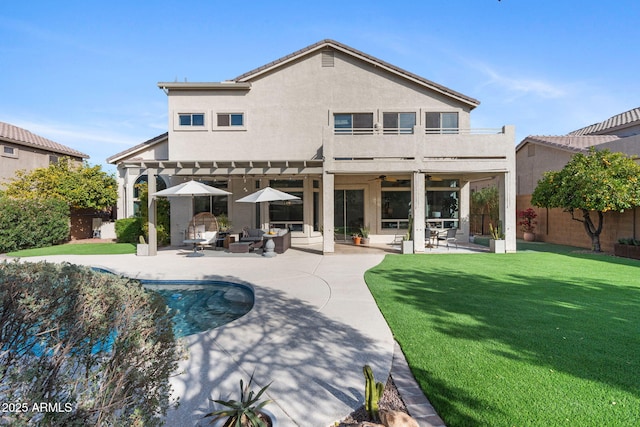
(203, 373, 272, 427)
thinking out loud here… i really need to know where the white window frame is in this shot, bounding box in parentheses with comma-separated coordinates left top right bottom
(213, 112, 246, 131)
(1, 145, 18, 158)
(382, 111, 416, 134)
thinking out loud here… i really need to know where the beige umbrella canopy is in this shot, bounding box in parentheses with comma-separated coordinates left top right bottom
(235, 186, 299, 203)
(152, 180, 231, 197)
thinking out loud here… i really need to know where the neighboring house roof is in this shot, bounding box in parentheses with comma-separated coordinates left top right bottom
(516, 135, 620, 153)
(233, 39, 480, 109)
(569, 107, 640, 136)
(107, 132, 168, 163)
(0, 121, 89, 158)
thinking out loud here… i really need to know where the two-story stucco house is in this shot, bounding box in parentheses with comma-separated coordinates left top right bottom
(0, 121, 88, 187)
(108, 39, 516, 254)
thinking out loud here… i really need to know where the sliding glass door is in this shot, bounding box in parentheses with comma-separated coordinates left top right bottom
(334, 189, 364, 241)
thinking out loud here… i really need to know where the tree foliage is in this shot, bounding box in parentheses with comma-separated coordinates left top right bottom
(531, 148, 640, 251)
(470, 186, 499, 221)
(0, 196, 70, 252)
(3, 158, 117, 210)
(0, 261, 179, 426)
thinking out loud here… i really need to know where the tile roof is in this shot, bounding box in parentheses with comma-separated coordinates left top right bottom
(516, 135, 620, 153)
(233, 39, 480, 109)
(107, 132, 168, 163)
(569, 107, 640, 135)
(0, 121, 89, 158)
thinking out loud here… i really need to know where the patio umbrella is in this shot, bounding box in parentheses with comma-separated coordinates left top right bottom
(235, 186, 299, 203)
(152, 180, 231, 197)
(236, 187, 300, 257)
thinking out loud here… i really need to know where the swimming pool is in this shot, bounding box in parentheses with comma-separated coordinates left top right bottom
(142, 280, 254, 337)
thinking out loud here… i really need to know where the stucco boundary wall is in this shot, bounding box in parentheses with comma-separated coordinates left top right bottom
(517, 195, 640, 253)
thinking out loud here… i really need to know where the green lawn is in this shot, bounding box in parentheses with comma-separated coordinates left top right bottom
(7, 243, 136, 257)
(365, 243, 640, 426)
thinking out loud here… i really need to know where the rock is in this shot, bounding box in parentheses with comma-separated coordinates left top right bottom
(379, 409, 419, 427)
(356, 422, 384, 427)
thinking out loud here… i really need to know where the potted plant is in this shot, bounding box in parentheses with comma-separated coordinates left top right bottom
(352, 232, 362, 245)
(401, 216, 414, 254)
(489, 222, 505, 253)
(203, 373, 275, 427)
(518, 208, 537, 241)
(360, 226, 370, 246)
(218, 213, 232, 232)
(614, 238, 640, 260)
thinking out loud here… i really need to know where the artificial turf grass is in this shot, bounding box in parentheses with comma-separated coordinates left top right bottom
(365, 251, 640, 426)
(7, 243, 136, 257)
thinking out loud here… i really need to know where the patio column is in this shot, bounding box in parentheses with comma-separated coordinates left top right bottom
(147, 169, 157, 256)
(504, 170, 517, 252)
(322, 172, 335, 253)
(412, 171, 425, 253)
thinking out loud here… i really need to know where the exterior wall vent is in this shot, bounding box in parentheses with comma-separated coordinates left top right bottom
(321, 50, 335, 67)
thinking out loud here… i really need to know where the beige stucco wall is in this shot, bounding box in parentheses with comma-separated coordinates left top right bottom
(516, 142, 575, 196)
(0, 142, 83, 188)
(165, 50, 471, 162)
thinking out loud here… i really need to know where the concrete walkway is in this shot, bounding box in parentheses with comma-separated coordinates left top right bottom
(15, 248, 400, 426)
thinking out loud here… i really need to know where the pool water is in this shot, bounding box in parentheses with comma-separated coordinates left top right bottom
(142, 280, 254, 337)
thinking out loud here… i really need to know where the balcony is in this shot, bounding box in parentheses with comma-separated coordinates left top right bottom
(324, 125, 515, 173)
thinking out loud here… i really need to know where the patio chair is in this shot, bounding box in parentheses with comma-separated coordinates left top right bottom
(187, 212, 219, 250)
(425, 226, 438, 248)
(445, 228, 458, 249)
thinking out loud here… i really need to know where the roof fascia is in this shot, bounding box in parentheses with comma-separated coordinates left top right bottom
(157, 82, 251, 92)
(107, 133, 168, 164)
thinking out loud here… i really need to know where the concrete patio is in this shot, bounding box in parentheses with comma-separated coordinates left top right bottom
(8, 244, 462, 426)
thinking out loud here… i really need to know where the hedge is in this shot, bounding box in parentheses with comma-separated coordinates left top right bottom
(0, 197, 70, 253)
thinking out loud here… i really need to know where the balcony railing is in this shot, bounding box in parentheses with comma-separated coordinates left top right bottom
(334, 127, 505, 135)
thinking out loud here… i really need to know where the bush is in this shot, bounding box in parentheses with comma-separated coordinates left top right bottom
(0, 261, 179, 426)
(115, 217, 143, 243)
(0, 197, 69, 252)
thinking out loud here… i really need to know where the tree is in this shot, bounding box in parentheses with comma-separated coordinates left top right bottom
(3, 158, 117, 210)
(531, 148, 640, 252)
(0, 261, 179, 426)
(470, 186, 499, 234)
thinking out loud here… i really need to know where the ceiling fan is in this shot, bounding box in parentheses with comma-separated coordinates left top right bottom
(369, 175, 399, 182)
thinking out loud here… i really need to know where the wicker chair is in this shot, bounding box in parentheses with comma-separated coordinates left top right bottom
(187, 212, 219, 249)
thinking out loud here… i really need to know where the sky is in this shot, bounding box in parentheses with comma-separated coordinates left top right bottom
(2, 0, 639, 174)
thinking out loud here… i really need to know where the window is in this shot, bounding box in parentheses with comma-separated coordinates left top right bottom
(334, 113, 374, 134)
(217, 113, 244, 127)
(381, 179, 411, 230)
(194, 180, 229, 217)
(269, 180, 303, 231)
(426, 112, 459, 134)
(178, 113, 205, 126)
(2, 146, 17, 158)
(49, 155, 59, 164)
(426, 178, 460, 229)
(383, 112, 416, 134)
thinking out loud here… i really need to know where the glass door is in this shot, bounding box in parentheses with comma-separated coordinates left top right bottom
(334, 189, 364, 241)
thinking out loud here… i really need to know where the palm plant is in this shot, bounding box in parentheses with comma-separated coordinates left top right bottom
(203, 373, 272, 427)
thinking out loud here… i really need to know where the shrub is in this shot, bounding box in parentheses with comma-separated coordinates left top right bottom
(0, 261, 179, 426)
(0, 197, 69, 252)
(115, 217, 143, 243)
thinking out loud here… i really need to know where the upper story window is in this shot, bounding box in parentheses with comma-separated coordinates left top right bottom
(426, 112, 459, 134)
(334, 113, 374, 135)
(383, 112, 416, 134)
(179, 113, 205, 126)
(217, 113, 244, 127)
(2, 145, 18, 158)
